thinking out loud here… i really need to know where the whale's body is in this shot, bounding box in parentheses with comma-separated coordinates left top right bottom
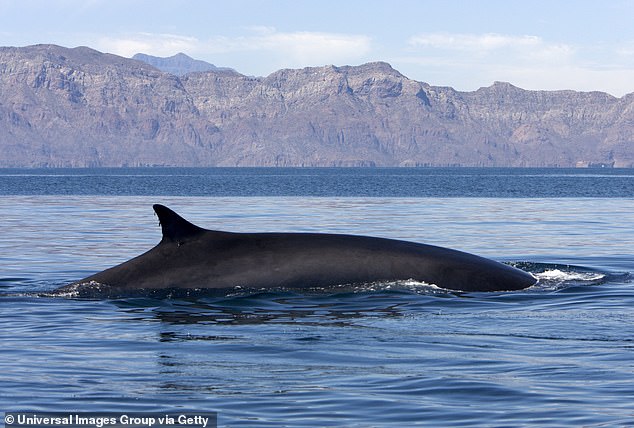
(56, 204, 537, 297)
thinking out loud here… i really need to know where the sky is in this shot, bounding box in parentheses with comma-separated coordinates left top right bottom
(2, 0, 634, 96)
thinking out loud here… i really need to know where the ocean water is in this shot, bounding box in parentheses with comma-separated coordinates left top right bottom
(1, 168, 633, 427)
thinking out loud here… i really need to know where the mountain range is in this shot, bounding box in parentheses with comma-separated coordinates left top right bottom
(1, 44, 633, 167)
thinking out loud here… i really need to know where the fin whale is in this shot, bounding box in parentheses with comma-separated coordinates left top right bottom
(55, 204, 537, 296)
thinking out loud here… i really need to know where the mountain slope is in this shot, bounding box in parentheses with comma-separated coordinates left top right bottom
(1, 44, 632, 167)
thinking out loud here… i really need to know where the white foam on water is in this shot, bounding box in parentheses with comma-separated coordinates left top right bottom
(534, 269, 606, 283)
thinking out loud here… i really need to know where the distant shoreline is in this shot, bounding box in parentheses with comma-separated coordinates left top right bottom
(1, 165, 632, 171)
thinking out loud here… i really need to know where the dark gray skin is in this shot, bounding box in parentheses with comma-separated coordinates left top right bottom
(55, 204, 537, 297)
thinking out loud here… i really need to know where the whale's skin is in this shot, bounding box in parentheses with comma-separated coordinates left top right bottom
(55, 204, 537, 296)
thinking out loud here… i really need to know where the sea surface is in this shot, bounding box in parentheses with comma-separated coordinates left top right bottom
(1, 168, 633, 427)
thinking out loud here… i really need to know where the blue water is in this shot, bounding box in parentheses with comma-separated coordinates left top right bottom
(2, 167, 634, 197)
(1, 168, 634, 427)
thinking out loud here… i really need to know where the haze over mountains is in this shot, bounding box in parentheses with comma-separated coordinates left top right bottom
(1, 44, 633, 167)
(131, 53, 237, 76)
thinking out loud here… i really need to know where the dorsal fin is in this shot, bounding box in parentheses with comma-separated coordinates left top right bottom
(153, 204, 205, 244)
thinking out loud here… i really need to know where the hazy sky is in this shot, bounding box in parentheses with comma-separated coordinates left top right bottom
(2, 0, 634, 96)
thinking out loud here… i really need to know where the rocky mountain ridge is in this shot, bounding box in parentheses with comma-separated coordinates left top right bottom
(1, 44, 633, 167)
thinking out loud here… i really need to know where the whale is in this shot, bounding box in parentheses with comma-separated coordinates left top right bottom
(55, 204, 537, 297)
